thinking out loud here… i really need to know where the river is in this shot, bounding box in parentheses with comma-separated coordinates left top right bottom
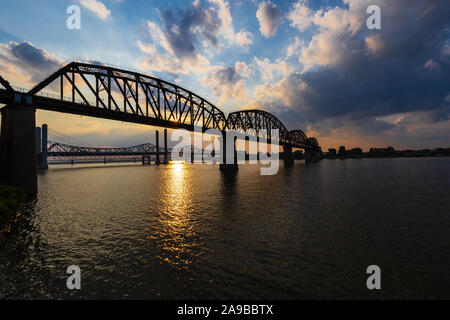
(1, 158, 449, 299)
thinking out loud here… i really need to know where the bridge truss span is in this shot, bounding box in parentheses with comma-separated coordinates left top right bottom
(0, 75, 13, 91)
(0, 75, 13, 105)
(1, 63, 321, 150)
(286, 130, 318, 149)
(0, 63, 322, 195)
(27, 62, 228, 131)
(226, 110, 320, 150)
(226, 109, 290, 143)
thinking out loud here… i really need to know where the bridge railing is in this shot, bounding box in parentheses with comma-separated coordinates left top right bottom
(11, 85, 91, 105)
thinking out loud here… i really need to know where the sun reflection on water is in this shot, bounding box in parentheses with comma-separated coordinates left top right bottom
(155, 162, 200, 270)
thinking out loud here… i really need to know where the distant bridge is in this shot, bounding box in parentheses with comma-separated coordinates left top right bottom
(0, 61, 321, 195)
(37, 125, 208, 166)
(45, 140, 204, 158)
(47, 141, 168, 157)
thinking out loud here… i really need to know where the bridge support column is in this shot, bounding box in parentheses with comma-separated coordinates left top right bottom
(0, 105, 37, 197)
(142, 155, 151, 165)
(155, 130, 160, 165)
(36, 126, 42, 168)
(36, 124, 48, 169)
(283, 145, 294, 166)
(164, 129, 169, 164)
(41, 124, 48, 169)
(256, 137, 260, 161)
(305, 148, 322, 164)
(219, 132, 238, 171)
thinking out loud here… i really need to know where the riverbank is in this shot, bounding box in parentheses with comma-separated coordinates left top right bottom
(0, 185, 26, 233)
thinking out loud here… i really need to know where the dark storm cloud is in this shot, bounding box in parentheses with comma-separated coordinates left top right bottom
(215, 66, 241, 84)
(9, 42, 58, 71)
(157, 2, 221, 60)
(0, 41, 61, 84)
(9, 42, 60, 81)
(276, 0, 450, 132)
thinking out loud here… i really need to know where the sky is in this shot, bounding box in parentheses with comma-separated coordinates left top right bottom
(0, 0, 449, 150)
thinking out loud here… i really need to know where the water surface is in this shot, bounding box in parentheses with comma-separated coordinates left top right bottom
(1, 158, 449, 299)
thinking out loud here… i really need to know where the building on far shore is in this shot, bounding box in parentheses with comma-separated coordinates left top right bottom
(338, 146, 346, 158)
(369, 147, 395, 157)
(322, 145, 450, 159)
(347, 147, 363, 158)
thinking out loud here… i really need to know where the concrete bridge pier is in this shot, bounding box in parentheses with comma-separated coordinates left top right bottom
(244, 136, 250, 162)
(155, 130, 160, 165)
(220, 132, 238, 171)
(36, 126, 42, 168)
(190, 148, 197, 164)
(36, 124, 48, 170)
(283, 145, 294, 166)
(142, 155, 151, 165)
(41, 124, 48, 169)
(257, 137, 260, 162)
(163, 129, 169, 164)
(305, 148, 322, 164)
(0, 104, 38, 197)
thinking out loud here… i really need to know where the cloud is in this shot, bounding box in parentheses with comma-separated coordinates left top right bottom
(201, 62, 249, 104)
(256, 1, 282, 38)
(78, 0, 111, 20)
(138, 41, 211, 75)
(286, 37, 304, 58)
(157, 3, 221, 59)
(255, 57, 292, 81)
(287, 0, 313, 32)
(138, 0, 253, 76)
(138, 42, 185, 75)
(315, 107, 450, 150)
(139, 18, 215, 75)
(246, 0, 450, 148)
(235, 61, 251, 78)
(208, 0, 253, 48)
(0, 41, 61, 87)
(155, 0, 253, 54)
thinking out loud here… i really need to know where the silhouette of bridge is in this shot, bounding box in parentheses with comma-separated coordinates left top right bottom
(47, 141, 167, 157)
(41, 126, 210, 161)
(0, 61, 321, 195)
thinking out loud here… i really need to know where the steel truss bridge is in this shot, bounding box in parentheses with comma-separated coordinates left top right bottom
(0, 61, 319, 150)
(46, 141, 167, 157)
(0, 61, 321, 195)
(45, 140, 210, 158)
